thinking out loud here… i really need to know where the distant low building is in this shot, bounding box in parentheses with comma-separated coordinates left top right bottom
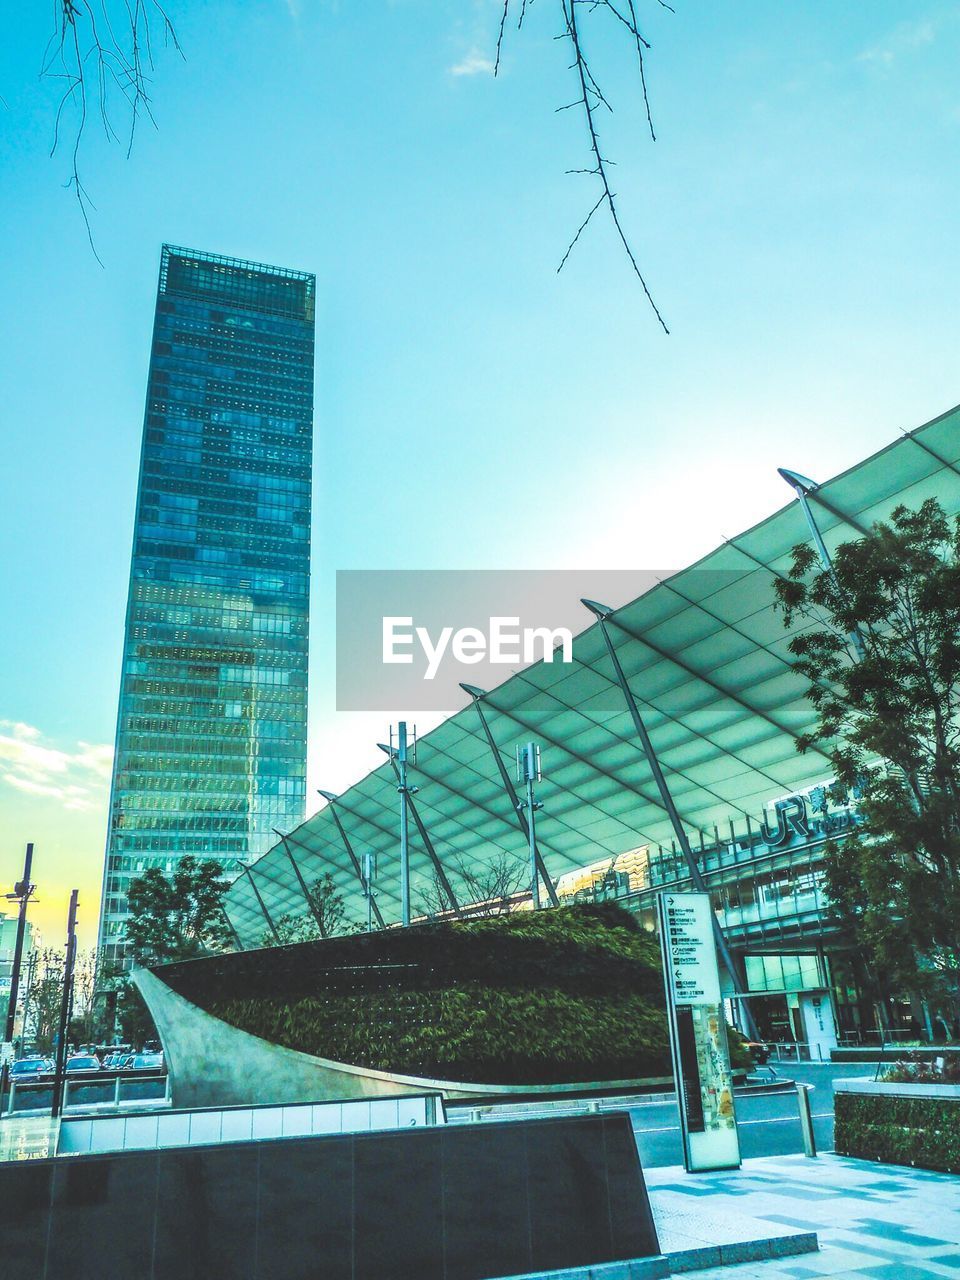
(0, 912, 40, 1042)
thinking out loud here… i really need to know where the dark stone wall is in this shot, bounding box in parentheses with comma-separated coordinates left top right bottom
(1, 1113, 659, 1280)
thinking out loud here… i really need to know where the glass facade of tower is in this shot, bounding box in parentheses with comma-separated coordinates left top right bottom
(98, 246, 314, 959)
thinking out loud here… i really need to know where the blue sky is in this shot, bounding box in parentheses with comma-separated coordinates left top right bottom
(2, 1, 959, 943)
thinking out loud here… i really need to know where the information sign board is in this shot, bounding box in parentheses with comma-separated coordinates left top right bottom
(657, 891, 741, 1172)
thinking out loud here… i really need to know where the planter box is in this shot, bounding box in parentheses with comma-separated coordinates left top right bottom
(834, 1084, 960, 1173)
(831, 1046, 960, 1063)
(835, 1079, 960, 1101)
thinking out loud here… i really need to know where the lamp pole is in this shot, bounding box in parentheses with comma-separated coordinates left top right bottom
(51, 889, 79, 1119)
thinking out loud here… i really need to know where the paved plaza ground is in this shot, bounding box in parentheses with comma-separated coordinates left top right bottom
(649, 1153, 960, 1278)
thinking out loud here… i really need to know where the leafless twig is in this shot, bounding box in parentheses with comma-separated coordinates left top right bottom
(42, 1, 182, 260)
(493, 0, 672, 332)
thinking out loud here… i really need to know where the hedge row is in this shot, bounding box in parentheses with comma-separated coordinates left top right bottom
(158, 903, 667, 1004)
(209, 985, 672, 1084)
(157, 904, 749, 1085)
(834, 1092, 960, 1173)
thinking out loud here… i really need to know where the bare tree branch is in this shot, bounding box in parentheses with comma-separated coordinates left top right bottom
(495, 0, 672, 332)
(42, 1, 182, 259)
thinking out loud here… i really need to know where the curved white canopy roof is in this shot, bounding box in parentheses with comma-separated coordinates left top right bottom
(223, 406, 960, 945)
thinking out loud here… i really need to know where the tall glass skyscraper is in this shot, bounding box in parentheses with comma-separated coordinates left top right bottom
(98, 246, 315, 959)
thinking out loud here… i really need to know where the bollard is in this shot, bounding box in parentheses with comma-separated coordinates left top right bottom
(469, 1108, 482, 1124)
(796, 1083, 817, 1158)
(586, 1099, 601, 1114)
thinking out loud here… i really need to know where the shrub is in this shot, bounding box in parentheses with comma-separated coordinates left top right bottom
(156, 904, 688, 1085)
(834, 1092, 960, 1172)
(880, 1053, 960, 1085)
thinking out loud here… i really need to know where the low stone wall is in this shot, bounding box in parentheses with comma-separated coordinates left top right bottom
(0, 1113, 663, 1280)
(833, 1081, 960, 1173)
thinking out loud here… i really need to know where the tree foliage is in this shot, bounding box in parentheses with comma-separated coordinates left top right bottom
(262, 872, 351, 946)
(416, 849, 528, 920)
(17, 947, 157, 1051)
(775, 498, 960, 1003)
(124, 855, 232, 966)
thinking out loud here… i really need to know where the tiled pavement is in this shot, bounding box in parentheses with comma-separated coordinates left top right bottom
(646, 1153, 960, 1278)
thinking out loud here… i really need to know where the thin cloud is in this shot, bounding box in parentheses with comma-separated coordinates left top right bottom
(0, 720, 112, 811)
(450, 49, 496, 77)
(859, 18, 936, 66)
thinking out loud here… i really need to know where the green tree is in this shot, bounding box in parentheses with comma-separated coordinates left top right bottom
(93, 958, 159, 1049)
(124, 856, 232, 965)
(262, 873, 350, 946)
(775, 498, 960, 1012)
(22, 948, 68, 1054)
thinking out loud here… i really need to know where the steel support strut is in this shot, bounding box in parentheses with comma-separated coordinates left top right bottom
(318, 792, 386, 930)
(240, 864, 281, 944)
(274, 828, 327, 935)
(777, 469, 866, 660)
(461, 684, 560, 908)
(581, 600, 759, 1040)
(219, 903, 244, 951)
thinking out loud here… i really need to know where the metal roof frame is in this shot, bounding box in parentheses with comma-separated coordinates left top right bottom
(222, 405, 960, 944)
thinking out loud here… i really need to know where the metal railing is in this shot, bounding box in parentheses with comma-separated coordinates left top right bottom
(3, 1072, 169, 1117)
(763, 1041, 831, 1064)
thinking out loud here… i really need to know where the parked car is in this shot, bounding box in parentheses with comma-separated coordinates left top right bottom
(101, 1052, 135, 1070)
(9, 1057, 52, 1079)
(729, 1028, 772, 1066)
(743, 1038, 772, 1065)
(64, 1054, 102, 1073)
(130, 1052, 164, 1071)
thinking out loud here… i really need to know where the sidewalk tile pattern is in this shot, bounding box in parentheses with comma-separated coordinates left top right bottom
(646, 1154, 960, 1278)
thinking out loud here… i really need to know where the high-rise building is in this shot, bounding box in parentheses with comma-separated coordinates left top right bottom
(98, 246, 315, 959)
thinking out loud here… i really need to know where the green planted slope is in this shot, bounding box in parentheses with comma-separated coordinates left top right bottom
(154, 904, 688, 1085)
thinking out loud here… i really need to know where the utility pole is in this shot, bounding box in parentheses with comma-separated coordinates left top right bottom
(1, 843, 36, 1103)
(51, 889, 79, 1119)
(3, 843, 36, 1046)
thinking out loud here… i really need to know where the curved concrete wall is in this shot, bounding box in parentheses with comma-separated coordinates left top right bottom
(135, 969, 670, 1108)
